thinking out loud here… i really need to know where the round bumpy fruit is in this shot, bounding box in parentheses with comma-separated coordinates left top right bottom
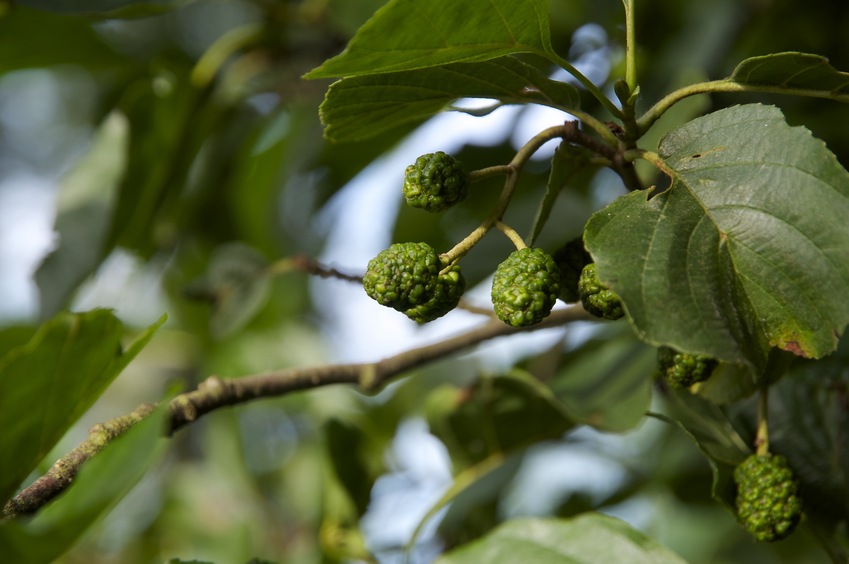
(363, 242, 465, 322)
(551, 237, 592, 303)
(403, 151, 470, 212)
(363, 242, 441, 312)
(657, 346, 718, 388)
(734, 454, 802, 542)
(404, 264, 465, 323)
(578, 263, 624, 320)
(491, 247, 560, 327)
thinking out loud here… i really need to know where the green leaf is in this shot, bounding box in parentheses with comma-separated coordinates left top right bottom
(305, 0, 554, 79)
(324, 418, 373, 518)
(585, 104, 849, 370)
(660, 390, 750, 509)
(36, 111, 130, 319)
(184, 243, 271, 339)
(320, 56, 579, 142)
(0, 310, 165, 506)
(0, 326, 39, 357)
(0, 6, 128, 72)
(730, 52, 849, 101)
(0, 402, 168, 564)
(549, 331, 654, 432)
(18, 0, 186, 19)
(106, 63, 203, 256)
(689, 362, 756, 405)
(426, 372, 575, 467)
(436, 514, 688, 564)
(527, 142, 593, 247)
(411, 453, 523, 554)
(695, 348, 795, 405)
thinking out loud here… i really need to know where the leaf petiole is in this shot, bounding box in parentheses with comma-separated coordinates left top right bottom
(623, 0, 637, 93)
(637, 78, 849, 136)
(539, 50, 625, 121)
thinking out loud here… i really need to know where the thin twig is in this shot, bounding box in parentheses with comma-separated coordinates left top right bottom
(3, 306, 593, 519)
(270, 255, 363, 283)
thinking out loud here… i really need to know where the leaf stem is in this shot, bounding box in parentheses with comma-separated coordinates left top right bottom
(566, 109, 620, 148)
(637, 78, 849, 135)
(624, 0, 637, 92)
(467, 165, 513, 183)
(539, 50, 624, 121)
(755, 387, 770, 456)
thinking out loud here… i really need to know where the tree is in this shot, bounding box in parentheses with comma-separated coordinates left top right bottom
(0, 0, 848, 562)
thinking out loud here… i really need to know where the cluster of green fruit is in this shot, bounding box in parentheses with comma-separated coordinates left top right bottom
(362, 152, 625, 326)
(363, 151, 804, 544)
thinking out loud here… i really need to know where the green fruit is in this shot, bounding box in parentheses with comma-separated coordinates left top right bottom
(551, 237, 592, 303)
(657, 346, 717, 388)
(363, 242, 464, 322)
(734, 454, 802, 542)
(491, 247, 560, 327)
(577, 263, 624, 320)
(404, 264, 465, 323)
(403, 151, 470, 212)
(363, 242, 441, 312)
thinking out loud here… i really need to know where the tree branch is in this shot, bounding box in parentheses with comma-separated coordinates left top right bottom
(3, 306, 593, 519)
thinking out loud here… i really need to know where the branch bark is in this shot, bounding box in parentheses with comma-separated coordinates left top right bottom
(3, 306, 593, 519)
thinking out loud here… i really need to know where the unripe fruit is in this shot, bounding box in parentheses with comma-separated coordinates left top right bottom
(577, 263, 624, 320)
(657, 346, 717, 388)
(551, 237, 592, 303)
(403, 151, 470, 212)
(404, 264, 465, 323)
(363, 242, 465, 322)
(363, 242, 441, 312)
(491, 247, 560, 327)
(734, 454, 802, 542)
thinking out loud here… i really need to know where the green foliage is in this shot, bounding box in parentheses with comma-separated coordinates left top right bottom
(491, 248, 560, 327)
(0, 6, 128, 71)
(2, 0, 849, 562)
(318, 56, 580, 142)
(733, 454, 803, 542)
(437, 514, 688, 563)
(426, 371, 575, 466)
(586, 103, 849, 370)
(549, 329, 654, 432)
(0, 403, 168, 563)
(528, 144, 594, 248)
(305, 0, 554, 78)
(0, 310, 164, 506)
(35, 112, 129, 319)
(184, 243, 272, 339)
(730, 52, 849, 101)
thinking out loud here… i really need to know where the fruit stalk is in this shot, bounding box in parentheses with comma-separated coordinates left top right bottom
(441, 123, 576, 266)
(756, 387, 770, 456)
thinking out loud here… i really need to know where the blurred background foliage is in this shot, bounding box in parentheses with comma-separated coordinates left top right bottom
(0, 0, 847, 562)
